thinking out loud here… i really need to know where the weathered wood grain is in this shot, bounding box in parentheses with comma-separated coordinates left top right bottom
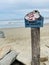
(0, 51, 18, 65)
(31, 28, 40, 65)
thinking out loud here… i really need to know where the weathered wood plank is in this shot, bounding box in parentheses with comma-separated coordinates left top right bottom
(0, 51, 18, 65)
(31, 28, 40, 65)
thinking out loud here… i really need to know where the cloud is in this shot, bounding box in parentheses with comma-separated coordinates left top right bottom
(0, 0, 27, 4)
(0, 0, 49, 4)
(0, 0, 49, 12)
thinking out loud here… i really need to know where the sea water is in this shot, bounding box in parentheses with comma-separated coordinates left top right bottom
(0, 18, 49, 28)
(0, 9, 49, 28)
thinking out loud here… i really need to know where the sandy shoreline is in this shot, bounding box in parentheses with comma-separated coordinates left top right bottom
(0, 24, 49, 65)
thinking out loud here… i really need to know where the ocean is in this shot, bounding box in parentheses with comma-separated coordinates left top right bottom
(0, 18, 49, 28)
(0, 9, 49, 28)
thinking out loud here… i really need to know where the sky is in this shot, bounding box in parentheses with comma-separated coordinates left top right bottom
(0, 0, 49, 20)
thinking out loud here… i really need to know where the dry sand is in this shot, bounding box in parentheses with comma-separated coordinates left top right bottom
(0, 24, 49, 65)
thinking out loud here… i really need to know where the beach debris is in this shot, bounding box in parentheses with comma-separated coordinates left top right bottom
(0, 31, 5, 38)
(40, 56, 48, 62)
(0, 45, 11, 59)
(0, 50, 18, 65)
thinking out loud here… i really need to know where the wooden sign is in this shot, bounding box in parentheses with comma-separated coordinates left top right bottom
(24, 10, 44, 28)
(24, 10, 44, 65)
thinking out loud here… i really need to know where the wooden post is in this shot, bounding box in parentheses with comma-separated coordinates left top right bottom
(31, 28, 40, 65)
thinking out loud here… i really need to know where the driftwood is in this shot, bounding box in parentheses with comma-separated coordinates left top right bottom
(0, 45, 11, 60)
(31, 28, 40, 65)
(0, 31, 5, 38)
(0, 51, 18, 65)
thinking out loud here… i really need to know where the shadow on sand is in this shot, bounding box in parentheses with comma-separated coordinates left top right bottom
(11, 60, 25, 65)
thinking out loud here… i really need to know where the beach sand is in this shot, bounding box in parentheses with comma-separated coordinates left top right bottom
(0, 24, 49, 65)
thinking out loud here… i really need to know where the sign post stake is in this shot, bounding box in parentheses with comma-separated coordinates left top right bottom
(31, 28, 40, 65)
(24, 10, 44, 65)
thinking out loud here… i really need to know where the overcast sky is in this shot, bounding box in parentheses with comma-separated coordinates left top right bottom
(0, 0, 49, 9)
(0, 0, 49, 19)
